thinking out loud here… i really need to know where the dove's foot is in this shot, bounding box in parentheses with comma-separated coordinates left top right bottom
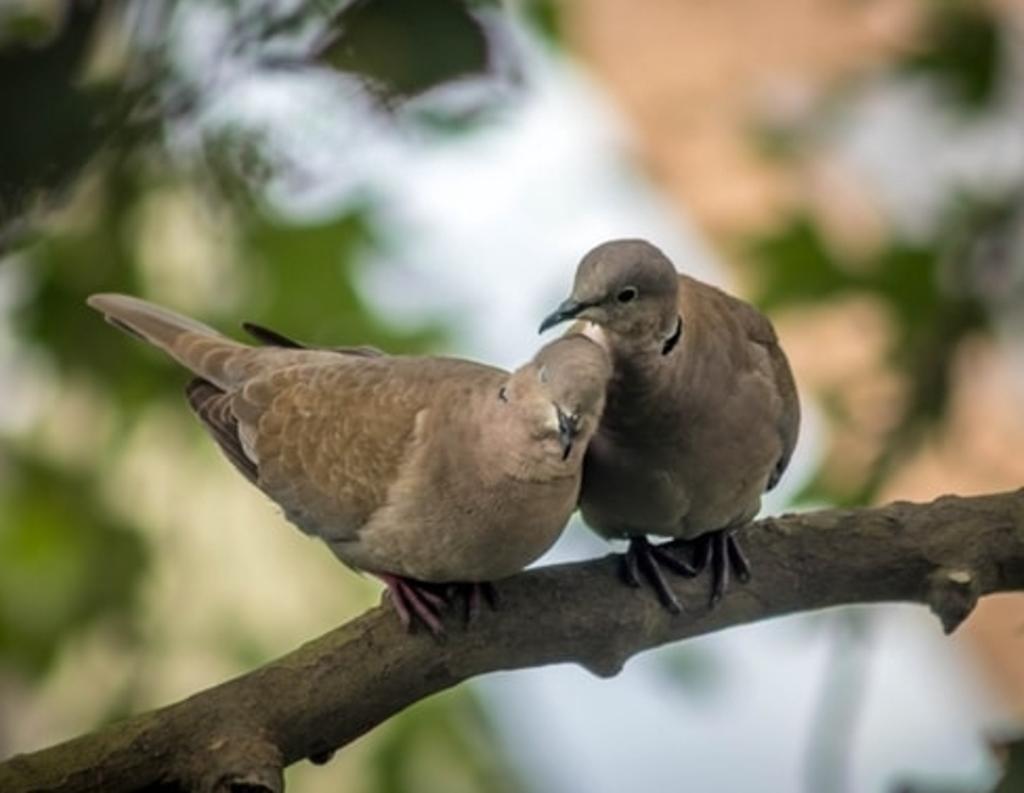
(447, 581, 500, 627)
(620, 536, 698, 614)
(377, 573, 448, 638)
(671, 528, 751, 608)
(377, 575, 500, 637)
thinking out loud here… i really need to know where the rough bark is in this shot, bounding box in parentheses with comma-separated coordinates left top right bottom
(3, 489, 1024, 793)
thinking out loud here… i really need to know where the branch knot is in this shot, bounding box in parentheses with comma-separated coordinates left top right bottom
(925, 567, 980, 634)
(189, 729, 283, 793)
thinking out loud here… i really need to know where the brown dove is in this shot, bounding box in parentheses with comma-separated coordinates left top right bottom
(88, 293, 611, 635)
(539, 239, 799, 613)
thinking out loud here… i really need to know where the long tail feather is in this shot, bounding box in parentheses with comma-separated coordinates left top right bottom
(86, 293, 250, 389)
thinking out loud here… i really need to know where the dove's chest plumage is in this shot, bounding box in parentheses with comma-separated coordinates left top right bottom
(580, 280, 789, 540)
(323, 387, 581, 582)
(356, 459, 579, 581)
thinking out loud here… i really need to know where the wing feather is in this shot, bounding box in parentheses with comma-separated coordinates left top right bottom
(185, 378, 259, 484)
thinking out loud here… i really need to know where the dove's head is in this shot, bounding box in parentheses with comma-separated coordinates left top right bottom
(506, 335, 611, 463)
(539, 239, 680, 348)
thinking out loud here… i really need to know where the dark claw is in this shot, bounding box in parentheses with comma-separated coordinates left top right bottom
(481, 581, 500, 611)
(404, 585, 447, 639)
(668, 528, 751, 608)
(384, 586, 412, 630)
(466, 587, 480, 625)
(379, 575, 499, 636)
(710, 532, 729, 607)
(650, 543, 698, 578)
(415, 584, 448, 610)
(692, 534, 712, 573)
(378, 574, 447, 639)
(620, 544, 642, 588)
(624, 537, 682, 614)
(726, 534, 751, 583)
(444, 582, 500, 628)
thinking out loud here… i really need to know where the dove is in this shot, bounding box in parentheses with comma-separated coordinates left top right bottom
(88, 293, 611, 635)
(539, 239, 799, 613)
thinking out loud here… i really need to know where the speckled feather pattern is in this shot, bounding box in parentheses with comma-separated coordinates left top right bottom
(87, 294, 611, 583)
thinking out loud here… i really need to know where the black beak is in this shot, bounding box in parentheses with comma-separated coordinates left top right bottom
(556, 407, 581, 460)
(539, 298, 589, 334)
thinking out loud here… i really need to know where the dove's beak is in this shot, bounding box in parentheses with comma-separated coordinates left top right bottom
(540, 298, 596, 334)
(556, 407, 581, 460)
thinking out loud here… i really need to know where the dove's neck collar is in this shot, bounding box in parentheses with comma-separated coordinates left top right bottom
(661, 315, 683, 355)
(608, 313, 681, 363)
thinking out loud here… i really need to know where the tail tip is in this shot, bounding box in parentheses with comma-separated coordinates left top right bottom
(85, 292, 122, 313)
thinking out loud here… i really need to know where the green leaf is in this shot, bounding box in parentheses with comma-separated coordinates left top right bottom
(241, 208, 447, 353)
(744, 214, 860, 310)
(899, 1, 1002, 114)
(317, 0, 491, 101)
(522, 0, 562, 44)
(0, 3, 142, 234)
(10, 159, 187, 417)
(0, 450, 147, 678)
(994, 739, 1024, 793)
(745, 198, 998, 506)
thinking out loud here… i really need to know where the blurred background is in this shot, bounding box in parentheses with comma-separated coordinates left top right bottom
(2, 0, 1024, 791)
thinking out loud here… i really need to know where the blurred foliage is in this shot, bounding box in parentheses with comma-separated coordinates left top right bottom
(0, 0, 532, 789)
(742, 2, 1024, 792)
(893, 737, 1024, 793)
(355, 687, 525, 793)
(652, 645, 724, 704)
(801, 609, 874, 793)
(239, 209, 445, 350)
(13, 158, 181, 413)
(318, 0, 490, 101)
(747, 202, 992, 505)
(898, 1, 1002, 114)
(0, 2, 139, 236)
(0, 449, 146, 678)
(0, 0, 525, 242)
(752, 0, 1005, 162)
(744, 0, 1020, 507)
(520, 0, 561, 44)
(992, 739, 1024, 793)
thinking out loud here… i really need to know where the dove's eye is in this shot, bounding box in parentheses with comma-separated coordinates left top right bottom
(617, 286, 638, 304)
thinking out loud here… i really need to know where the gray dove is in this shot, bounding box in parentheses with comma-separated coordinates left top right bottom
(539, 239, 799, 613)
(88, 293, 611, 635)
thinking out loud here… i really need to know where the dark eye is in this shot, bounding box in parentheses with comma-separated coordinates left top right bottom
(617, 286, 638, 303)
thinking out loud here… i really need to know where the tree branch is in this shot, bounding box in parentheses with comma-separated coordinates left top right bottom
(4, 489, 1024, 793)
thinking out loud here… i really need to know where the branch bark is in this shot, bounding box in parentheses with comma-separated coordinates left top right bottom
(4, 489, 1024, 793)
